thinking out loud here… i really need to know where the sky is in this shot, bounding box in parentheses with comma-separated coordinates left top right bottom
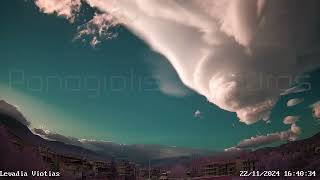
(0, 0, 320, 151)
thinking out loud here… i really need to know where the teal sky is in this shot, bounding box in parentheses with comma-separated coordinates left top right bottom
(0, 0, 319, 151)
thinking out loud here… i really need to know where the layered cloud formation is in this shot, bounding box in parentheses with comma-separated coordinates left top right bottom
(283, 116, 299, 125)
(225, 123, 301, 151)
(34, 0, 320, 124)
(287, 98, 304, 107)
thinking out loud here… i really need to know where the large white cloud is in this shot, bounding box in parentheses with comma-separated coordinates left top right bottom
(34, 0, 320, 124)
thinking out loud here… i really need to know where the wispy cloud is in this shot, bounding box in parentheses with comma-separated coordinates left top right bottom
(281, 85, 309, 96)
(193, 110, 203, 119)
(146, 54, 192, 97)
(76, 13, 119, 47)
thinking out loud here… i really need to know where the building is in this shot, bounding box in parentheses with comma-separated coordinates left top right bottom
(202, 161, 237, 177)
(38, 146, 120, 179)
(241, 160, 256, 171)
(116, 160, 137, 179)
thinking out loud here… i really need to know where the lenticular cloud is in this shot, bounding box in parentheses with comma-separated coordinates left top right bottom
(35, 0, 320, 124)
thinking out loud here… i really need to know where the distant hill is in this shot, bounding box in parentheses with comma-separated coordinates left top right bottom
(0, 113, 107, 161)
(0, 100, 214, 164)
